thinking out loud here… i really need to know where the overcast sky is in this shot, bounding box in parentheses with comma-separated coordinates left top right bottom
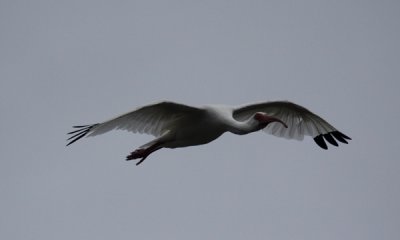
(1, 0, 400, 239)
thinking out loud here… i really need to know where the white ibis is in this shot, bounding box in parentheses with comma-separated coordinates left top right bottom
(67, 101, 351, 165)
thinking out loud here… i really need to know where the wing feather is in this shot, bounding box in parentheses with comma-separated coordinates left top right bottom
(67, 101, 203, 145)
(90, 101, 202, 137)
(233, 101, 351, 149)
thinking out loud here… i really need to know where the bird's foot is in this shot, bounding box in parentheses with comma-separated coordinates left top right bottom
(126, 142, 162, 166)
(126, 148, 149, 165)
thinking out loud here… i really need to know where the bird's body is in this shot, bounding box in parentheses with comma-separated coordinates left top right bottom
(67, 101, 351, 165)
(153, 107, 227, 149)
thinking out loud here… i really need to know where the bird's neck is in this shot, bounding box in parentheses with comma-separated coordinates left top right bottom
(227, 118, 263, 135)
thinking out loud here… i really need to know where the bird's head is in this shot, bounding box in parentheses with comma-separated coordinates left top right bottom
(254, 112, 288, 129)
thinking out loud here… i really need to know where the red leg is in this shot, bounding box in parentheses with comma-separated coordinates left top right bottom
(126, 142, 162, 165)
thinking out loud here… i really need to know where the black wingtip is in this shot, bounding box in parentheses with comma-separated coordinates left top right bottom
(331, 131, 351, 144)
(314, 131, 351, 149)
(66, 124, 98, 146)
(338, 131, 351, 140)
(323, 133, 338, 147)
(314, 135, 328, 149)
(73, 125, 91, 128)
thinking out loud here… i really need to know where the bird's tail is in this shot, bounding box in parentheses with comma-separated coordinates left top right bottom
(66, 124, 99, 146)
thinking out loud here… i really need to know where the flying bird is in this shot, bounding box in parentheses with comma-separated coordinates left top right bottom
(67, 101, 351, 165)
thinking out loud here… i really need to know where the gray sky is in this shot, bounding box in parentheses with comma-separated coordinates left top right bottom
(1, 0, 399, 239)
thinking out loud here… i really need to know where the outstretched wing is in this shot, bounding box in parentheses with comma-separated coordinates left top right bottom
(233, 101, 351, 149)
(67, 101, 203, 146)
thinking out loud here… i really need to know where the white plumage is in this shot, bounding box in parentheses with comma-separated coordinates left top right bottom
(67, 101, 351, 165)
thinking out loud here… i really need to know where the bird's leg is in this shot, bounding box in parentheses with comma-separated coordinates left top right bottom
(135, 154, 149, 166)
(126, 142, 162, 166)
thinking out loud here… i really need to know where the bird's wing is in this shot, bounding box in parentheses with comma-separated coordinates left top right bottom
(67, 101, 203, 146)
(233, 101, 351, 149)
